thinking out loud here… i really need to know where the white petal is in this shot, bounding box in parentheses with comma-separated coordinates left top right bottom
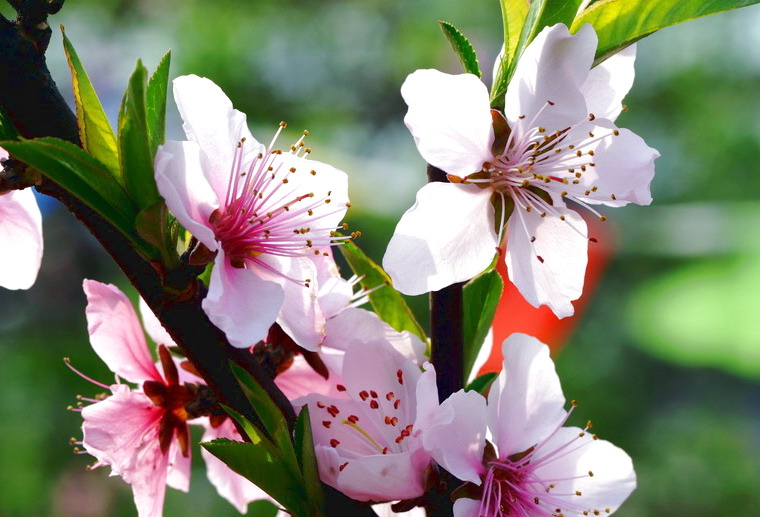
(573, 120, 659, 207)
(421, 389, 487, 485)
(488, 334, 567, 457)
(0, 189, 42, 290)
(323, 307, 427, 374)
(154, 140, 219, 250)
(401, 69, 494, 176)
(83, 280, 162, 384)
(202, 252, 284, 348)
(165, 440, 191, 493)
(531, 427, 636, 515)
(276, 257, 325, 352)
(373, 502, 426, 517)
(172, 75, 262, 201)
(383, 182, 498, 295)
(581, 44, 637, 122)
(505, 206, 587, 318)
(453, 498, 480, 517)
(505, 24, 597, 132)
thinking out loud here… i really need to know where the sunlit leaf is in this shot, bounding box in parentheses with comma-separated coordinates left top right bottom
(465, 371, 497, 395)
(338, 240, 427, 342)
(61, 27, 120, 176)
(203, 438, 310, 517)
(571, 0, 760, 64)
(438, 21, 481, 77)
(463, 269, 503, 379)
(145, 51, 171, 157)
(118, 60, 161, 212)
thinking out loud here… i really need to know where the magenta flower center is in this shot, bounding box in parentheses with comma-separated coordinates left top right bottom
(210, 125, 348, 280)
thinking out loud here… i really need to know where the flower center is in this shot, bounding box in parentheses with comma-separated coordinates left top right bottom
(210, 123, 350, 283)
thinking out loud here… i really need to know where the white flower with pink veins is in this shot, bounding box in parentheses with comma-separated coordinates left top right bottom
(383, 23, 659, 317)
(422, 334, 636, 517)
(0, 148, 43, 290)
(155, 75, 350, 349)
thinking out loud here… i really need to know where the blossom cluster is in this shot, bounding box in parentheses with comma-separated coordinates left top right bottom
(0, 19, 655, 517)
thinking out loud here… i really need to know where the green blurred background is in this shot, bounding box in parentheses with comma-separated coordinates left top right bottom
(1, 0, 760, 515)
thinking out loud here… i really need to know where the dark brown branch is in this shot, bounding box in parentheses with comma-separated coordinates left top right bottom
(0, 5, 376, 515)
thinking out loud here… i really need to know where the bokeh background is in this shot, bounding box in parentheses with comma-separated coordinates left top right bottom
(1, 1, 760, 516)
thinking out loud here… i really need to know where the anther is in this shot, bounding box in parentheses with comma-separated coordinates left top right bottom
(330, 439, 340, 448)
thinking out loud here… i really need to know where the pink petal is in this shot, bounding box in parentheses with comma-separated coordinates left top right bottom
(202, 252, 284, 348)
(505, 206, 588, 318)
(83, 280, 162, 383)
(421, 389, 487, 485)
(504, 24, 597, 133)
(138, 298, 177, 349)
(81, 388, 163, 477)
(154, 140, 219, 251)
(200, 419, 271, 513)
(335, 447, 430, 502)
(312, 249, 354, 318)
(128, 436, 172, 517)
(401, 69, 494, 176)
(165, 439, 192, 492)
(172, 75, 262, 202)
(581, 44, 637, 122)
(488, 334, 567, 457)
(323, 308, 427, 375)
(453, 498, 480, 517)
(0, 189, 42, 290)
(383, 182, 498, 295)
(531, 427, 636, 515)
(275, 354, 344, 400)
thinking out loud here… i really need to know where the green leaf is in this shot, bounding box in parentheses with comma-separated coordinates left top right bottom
(203, 439, 311, 517)
(338, 240, 427, 343)
(571, 0, 760, 64)
(118, 60, 161, 212)
(145, 51, 171, 157)
(499, 0, 530, 64)
(438, 21, 481, 78)
(465, 372, 498, 395)
(229, 362, 300, 473)
(294, 407, 325, 516)
(219, 404, 266, 445)
(463, 269, 503, 379)
(1, 138, 136, 238)
(0, 107, 19, 140)
(61, 27, 120, 176)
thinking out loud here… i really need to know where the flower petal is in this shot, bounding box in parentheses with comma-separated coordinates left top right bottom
(0, 189, 43, 290)
(275, 354, 344, 400)
(531, 427, 636, 515)
(488, 334, 567, 457)
(138, 298, 177, 349)
(384, 182, 498, 295)
(335, 447, 430, 502)
(572, 120, 659, 207)
(202, 252, 284, 348)
(323, 307, 427, 375)
(172, 75, 262, 201)
(421, 389, 487, 485)
(581, 44, 637, 122)
(200, 419, 271, 513)
(453, 498, 480, 517)
(81, 388, 163, 477)
(154, 140, 219, 251)
(505, 24, 597, 132)
(83, 280, 162, 384)
(401, 69, 494, 176)
(276, 256, 325, 352)
(505, 205, 587, 318)
(165, 439, 191, 493)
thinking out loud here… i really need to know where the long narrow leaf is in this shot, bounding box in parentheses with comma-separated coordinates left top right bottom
(61, 27, 120, 176)
(438, 21, 481, 77)
(295, 407, 325, 516)
(1, 138, 136, 238)
(146, 51, 171, 157)
(463, 269, 503, 380)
